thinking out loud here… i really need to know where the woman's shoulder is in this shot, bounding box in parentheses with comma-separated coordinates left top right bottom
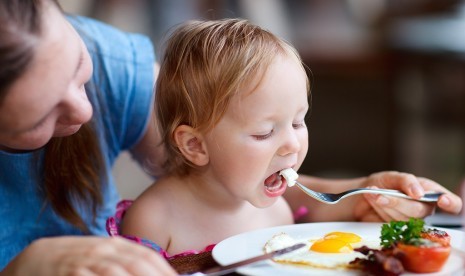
(67, 16, 156, 153)
(67, 15, 154, 62)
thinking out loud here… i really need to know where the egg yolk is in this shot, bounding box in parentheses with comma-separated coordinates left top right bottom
(310, 232, 362, 253)
(324, 232, 362, 243)
(310, 238, 353, 253)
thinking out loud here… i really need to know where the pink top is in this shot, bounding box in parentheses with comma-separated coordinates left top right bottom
(106, 200, 308, 260)
(106, 200, 215, 260)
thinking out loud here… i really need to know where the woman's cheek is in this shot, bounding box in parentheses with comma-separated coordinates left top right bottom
(15, 132, 53, 150)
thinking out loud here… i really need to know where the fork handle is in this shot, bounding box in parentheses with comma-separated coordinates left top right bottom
(349, 188, 443, 202)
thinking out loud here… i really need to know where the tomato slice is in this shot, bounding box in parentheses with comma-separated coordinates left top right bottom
(395, 243, 451, 273)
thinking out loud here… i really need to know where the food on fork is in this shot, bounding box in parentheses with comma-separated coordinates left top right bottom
(279, 168, 298, 187)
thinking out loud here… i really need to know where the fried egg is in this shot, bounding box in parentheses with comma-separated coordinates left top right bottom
(264, 231, 380, 270)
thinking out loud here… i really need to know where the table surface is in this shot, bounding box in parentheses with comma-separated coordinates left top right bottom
(425, 212, 464, 231)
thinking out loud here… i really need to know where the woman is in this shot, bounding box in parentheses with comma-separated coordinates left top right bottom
(0, 0, 461, 275)
(0, 0, 175, 275)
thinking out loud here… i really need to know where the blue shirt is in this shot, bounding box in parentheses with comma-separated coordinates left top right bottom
(0, 16, 155, 269)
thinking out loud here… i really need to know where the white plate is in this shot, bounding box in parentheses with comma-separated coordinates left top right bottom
(212, 222, 465, 276)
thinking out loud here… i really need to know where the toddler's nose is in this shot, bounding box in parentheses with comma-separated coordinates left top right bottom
(278, 130, 301, 156)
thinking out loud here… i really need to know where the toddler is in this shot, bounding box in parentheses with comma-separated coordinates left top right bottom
(109, 18, 310, 258)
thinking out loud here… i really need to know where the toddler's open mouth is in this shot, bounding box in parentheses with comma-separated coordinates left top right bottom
(264, 172, 285, 192)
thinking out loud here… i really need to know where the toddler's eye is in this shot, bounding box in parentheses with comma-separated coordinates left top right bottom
(253, 130, 274, 141)
(292, 122, 305, 129)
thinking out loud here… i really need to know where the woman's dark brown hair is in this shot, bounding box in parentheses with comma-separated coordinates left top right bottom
(0, 0, 104, 232)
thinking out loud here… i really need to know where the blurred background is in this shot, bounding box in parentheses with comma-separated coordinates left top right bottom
(58, 0, 465, 200)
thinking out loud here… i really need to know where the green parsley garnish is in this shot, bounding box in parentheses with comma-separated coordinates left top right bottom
(380, 218, 425, 248)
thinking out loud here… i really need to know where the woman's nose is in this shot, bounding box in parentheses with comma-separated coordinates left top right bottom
(277, 130, 301, 156)
(59, 86, 93, 125)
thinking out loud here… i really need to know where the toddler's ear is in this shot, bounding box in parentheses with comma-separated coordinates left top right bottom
(173, 125, 209, 166)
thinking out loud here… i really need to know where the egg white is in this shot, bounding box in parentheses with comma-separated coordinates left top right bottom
(264, 232, 380, 270)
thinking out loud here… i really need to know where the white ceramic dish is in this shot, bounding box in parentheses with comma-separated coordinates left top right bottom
(212, 222, 465, 275)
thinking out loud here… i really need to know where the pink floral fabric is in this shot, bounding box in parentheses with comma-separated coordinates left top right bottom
(106, 200, 215, 260)
(106, 200, 307, 259)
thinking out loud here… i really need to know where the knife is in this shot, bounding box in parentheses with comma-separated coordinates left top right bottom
(186, 243, 306, 276)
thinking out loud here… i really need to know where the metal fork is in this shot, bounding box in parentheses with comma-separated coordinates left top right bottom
(295, 182, 443, 204)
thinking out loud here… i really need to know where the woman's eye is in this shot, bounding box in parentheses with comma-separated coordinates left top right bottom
(28, 119, 47, 133)
(253, 130, 274, 141)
